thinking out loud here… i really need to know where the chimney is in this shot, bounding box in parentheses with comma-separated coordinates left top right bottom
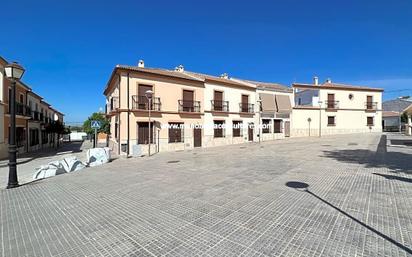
(325, 78, 332, 83)
(137, 60, 144, 68)
(220, 73, 229, 79)
(175, 65, 184, 72)
(313, 76, 319, 85)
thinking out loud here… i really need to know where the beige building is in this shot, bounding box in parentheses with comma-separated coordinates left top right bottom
(405, 105, 412, 136)
(291, 78, 383, 137)
(104, 61, 293, 156)
(0, 56, 64, 159)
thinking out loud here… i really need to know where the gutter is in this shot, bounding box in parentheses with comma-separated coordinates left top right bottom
(127, 72, 130, 156)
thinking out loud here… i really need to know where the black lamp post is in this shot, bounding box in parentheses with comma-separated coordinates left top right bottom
(5, 62, 25, 189)
(145, 90, 153, 156)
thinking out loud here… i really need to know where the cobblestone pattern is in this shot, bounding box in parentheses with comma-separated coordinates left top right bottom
(1, 133, 411, 257)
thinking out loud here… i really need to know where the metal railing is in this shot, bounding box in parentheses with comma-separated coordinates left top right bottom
(325, 100, 339, 109)
(178, 100, 201, 113)
(365, 102, 378, 111)
(107, 97, 119, 113)
(14, 102, 31, 116)
(32, 111, 40, 121)
(239, 103, 254, 113)
(211, 100, 229, 112)
(132, 95, 161, 111)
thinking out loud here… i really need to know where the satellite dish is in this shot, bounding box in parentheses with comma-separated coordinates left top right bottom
(53, 113, 59, 121)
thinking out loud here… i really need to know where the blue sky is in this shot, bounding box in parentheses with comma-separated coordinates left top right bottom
(1, 0, 411, 123)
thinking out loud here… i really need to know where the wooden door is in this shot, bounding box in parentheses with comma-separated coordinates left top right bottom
(183, 90, 194, 112)
(366, 96, 373, 109)
(284, 121, 290, 137)
(327, 94, 335, 108)
(194, 128, 202, 147)
(138, 85, 152, 109)
(241, 95, 249, 112)
(248, 123, 254, 141)
(214, 91, 223, 111)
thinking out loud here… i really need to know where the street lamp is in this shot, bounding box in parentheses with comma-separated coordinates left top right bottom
(4, 62, 25, 189)
(318, 101, 323, 137)
(398, 96, 410, 133)
(257, 99, 262, 144)
(145, 90, 153, 156)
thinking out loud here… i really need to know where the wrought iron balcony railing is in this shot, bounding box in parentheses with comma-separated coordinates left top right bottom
(178, 100, 201, 113)
(14, 102, 31, 117)
(132, 95, 161, 111)
(325, 100, 339, 109)
(239, 103, 254, 113)
(211, 100, 229, 112)
(365, 102, 378, 111)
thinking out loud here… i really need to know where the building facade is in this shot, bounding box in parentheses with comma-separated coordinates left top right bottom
(291, 78, 383, 137)
(382, 98, 412, 132)
(104, 61, 293, 156)
(0, 56, 64, 159)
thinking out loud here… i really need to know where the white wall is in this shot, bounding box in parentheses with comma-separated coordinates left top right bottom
(203, 82, 256, 146)
(292, 88, 383, 137)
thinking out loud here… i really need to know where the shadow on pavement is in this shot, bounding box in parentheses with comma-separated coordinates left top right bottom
(322, 135, 412, 174)
(0, 142, 85, 167)
(285, 181, 412, 255)
(372, 173, 412, 184)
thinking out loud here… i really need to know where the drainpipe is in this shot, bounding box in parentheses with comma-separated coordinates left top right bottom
(118, 73, 121, 155)
(127, 73, 130, 156)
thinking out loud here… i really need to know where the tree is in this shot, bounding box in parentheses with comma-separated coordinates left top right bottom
(401, 112, 408, 123)
(83, 112, 110, 135)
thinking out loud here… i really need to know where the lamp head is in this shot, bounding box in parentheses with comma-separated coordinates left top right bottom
(4, 62, 25, 80)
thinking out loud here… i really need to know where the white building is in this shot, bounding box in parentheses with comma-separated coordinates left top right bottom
(291, 78, 383, 137)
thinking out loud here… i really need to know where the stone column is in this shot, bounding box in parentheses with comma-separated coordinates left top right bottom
(408, 115, 412, 136)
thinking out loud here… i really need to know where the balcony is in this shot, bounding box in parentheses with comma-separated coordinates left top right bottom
(239, 103, 254, 113)
(325, 100, 339, 110)
(211, 100, 229, 112)
(365, 102, 378, 111)
(32, 111, 41, 121)
(178, 100, 201, 113)
(132, 95, 161, 111)
(107, 97, 119, 113)
(13, 102, 31, 117)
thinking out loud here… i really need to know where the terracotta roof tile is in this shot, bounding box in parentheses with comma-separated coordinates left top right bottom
(293, 82, 383, 92)
(116, 65, 204, 82)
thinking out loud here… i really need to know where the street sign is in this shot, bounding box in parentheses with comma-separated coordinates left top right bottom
(91, 120, 101, 129)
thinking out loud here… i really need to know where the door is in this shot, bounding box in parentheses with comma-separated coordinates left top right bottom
(366, 96, 373, 109)
(327, 94, 335, 108)
(241, 95, 249, 112)
(248, 123, 254, 141)
(194, 128, 202, 147)
(138, 85, 152, 109)
(214, 91, 223, 111)
(284, 121, 290, 137)
(183, 90, 194, 112)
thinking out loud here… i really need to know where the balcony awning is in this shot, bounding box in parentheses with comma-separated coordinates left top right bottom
(259, 93, 276, 112)
(275, 95, 292, 113)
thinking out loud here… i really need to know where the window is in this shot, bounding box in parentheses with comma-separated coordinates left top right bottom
(367, 117, 374, 126)
(328, 116, 336, 126)
(30, 129, 39, 146)
(114, 123, 118, 139)
(137, 122, 154, 144)
(9, 127, 26, 147)
(262, 119, 271, 133)
(232, 121, 242, 137)
(42, 130, 48, 144)
(19, 94, 24, 104)
(214, 120, 225, 138)
(168, 123, 184, 143)
(273, 120, 282, 133)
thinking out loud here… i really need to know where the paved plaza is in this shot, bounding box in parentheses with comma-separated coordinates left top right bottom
(0, 133, 411, 257)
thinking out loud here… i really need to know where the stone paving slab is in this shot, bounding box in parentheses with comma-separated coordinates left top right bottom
(1, 133, 412, 256)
